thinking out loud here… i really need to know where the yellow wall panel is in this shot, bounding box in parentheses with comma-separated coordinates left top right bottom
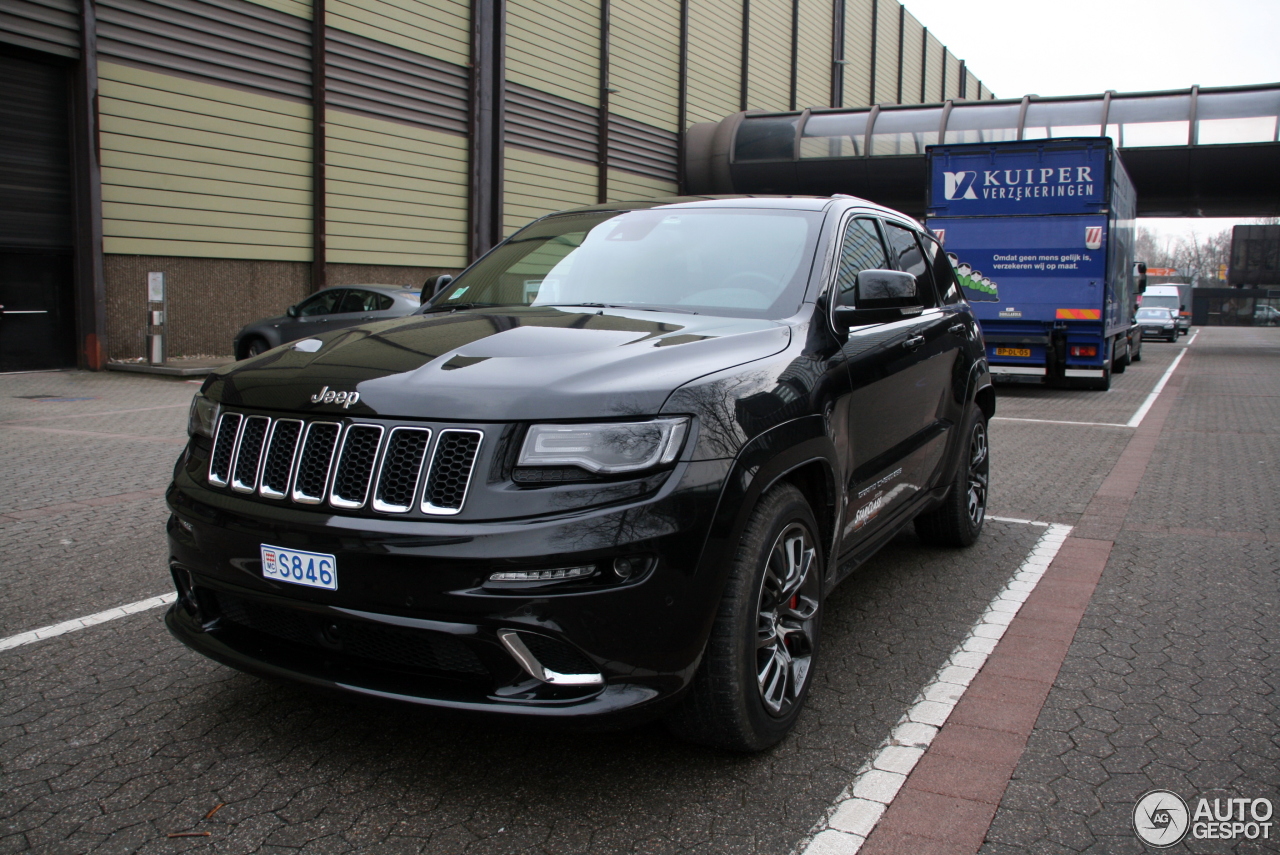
(900, 10, 923, 104)
(606, 169, 678, 203)
(747, 0, 790, 111)
(326, 111, 468, 267)
(873, 0, 898, 104)
(610, 0, 680, 130)
(687, 0, 742, 124)
(924, 31, 943, 103)
(795, 0, 831, 109)
(507, 0, 601, 107)
(843, 0, 873, 108)
(328, 0, 469, 66)
(504, 147, 597, 237)
(98, 62, 312, 260)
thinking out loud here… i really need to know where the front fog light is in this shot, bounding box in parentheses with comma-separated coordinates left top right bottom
(488, 565, 596, 584)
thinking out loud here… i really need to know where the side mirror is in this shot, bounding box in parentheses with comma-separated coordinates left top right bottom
(286, 305, 299, 318)
(422, 274, 454, 301)
(834, 270, 923, 328)
(1133, 261, 1148, 293)
(1180, 303, 1186, 311)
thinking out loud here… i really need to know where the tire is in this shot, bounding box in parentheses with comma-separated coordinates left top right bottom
(244, 337, 270, 358)
(666, 484, 823, 752)
(1113, 338, 1129, 374)
(914, 407, 989, 548)
(1132, 339, 1142, 362)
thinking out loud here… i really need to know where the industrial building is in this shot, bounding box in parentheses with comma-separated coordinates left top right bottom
(0, 0, 990, 370)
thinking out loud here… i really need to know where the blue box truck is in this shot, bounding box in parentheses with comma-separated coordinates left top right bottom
(924, 138, 1139, 390)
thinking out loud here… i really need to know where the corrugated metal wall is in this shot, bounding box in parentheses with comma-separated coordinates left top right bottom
(687, 0, 742, 124)
(872, 0, 897, 104)
(503, 146, 597, 236)
(610, 0, 680, 131)
(924, 30, 943, 103)
(794, 0, 830, 109)
(945, 50, 960, 99)
(507, 0, 601, 107)
(97, 61, 313, 260)
(0, 0, 79, 58)
(900, 9, 923, 105)
(0, 0, 1000, 360)
(746, 0, 790, 111)
(328, 0, 468, 66)
(843, 0, 874, 108)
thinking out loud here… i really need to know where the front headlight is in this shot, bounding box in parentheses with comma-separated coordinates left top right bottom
(188, 393, 219, 438)
(518, 417, 689, 474)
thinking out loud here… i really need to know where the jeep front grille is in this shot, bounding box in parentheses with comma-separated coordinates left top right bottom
(206, 413, 483, 516)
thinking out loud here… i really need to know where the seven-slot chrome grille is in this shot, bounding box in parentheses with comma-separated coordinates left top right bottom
(206, 412, 483, 516)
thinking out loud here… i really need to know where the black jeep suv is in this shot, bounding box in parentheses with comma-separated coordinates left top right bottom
(167, 196, 994, 751)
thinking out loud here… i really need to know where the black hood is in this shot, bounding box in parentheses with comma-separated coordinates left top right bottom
(208, 306, 792, 420)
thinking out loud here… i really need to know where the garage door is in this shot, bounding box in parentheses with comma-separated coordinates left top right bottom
(0, 50, 77, 372)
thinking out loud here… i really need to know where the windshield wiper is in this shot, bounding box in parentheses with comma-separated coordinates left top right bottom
(551, 303, 698, 315)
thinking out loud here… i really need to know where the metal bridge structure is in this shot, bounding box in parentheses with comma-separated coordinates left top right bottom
(684, 84, 1280, 218)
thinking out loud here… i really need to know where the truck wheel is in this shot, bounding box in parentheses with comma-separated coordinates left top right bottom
(915, 407, 988, 548)
(1113, 338, 1129, 374)
(666, 484, 823, 752)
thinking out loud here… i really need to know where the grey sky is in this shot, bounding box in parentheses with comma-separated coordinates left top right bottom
(904, 0, 1280, 244)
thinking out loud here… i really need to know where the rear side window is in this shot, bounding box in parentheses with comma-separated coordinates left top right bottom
(921, 235, 963, 305)
(834, 218, 890, 307)
(882, 221, 939, 308)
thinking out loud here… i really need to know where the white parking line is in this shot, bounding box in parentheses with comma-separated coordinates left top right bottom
(992, 417, 1131, 428)
(0, 593, 176, 652)
(1126, 336, 1193, 428)
(797, 520, 1074, 855)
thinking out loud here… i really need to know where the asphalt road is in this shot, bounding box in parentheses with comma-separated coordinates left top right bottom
(1, 328, 1274, 854)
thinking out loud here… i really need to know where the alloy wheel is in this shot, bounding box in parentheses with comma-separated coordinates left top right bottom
(755, 522, 820, 717)
(967, 421, 989, 528)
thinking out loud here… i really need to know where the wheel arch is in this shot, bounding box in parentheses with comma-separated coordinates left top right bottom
(695, 415, 841, 591)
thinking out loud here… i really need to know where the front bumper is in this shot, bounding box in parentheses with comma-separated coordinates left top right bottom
(164, 455, 732, 723)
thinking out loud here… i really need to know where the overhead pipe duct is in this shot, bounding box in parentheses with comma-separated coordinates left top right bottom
(684, 83, 1280, 218)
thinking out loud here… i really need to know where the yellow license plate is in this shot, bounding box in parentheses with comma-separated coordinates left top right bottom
(995, 347, 1031, 357)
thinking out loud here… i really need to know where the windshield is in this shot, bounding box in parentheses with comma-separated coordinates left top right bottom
(1141, 295, 1180, 311)
(1136, 308, 1172, 319)
(426, 208, 824, 319)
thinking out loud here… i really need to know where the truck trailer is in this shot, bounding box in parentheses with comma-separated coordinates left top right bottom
(925, 138, 1140, 390)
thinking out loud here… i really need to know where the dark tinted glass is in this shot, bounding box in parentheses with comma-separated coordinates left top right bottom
(883, 222, 938, 308)
(834, 218, 889, 307)
(375, 293, 394, 311)
(298, 289, 344, 316)
(428, 208, 824, 320)
(922, 235, 963, 305)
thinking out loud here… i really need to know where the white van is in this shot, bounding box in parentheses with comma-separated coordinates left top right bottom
(1140, 284, 1190, 335)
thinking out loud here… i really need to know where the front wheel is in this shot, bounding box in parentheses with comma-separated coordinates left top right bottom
(914, 407, 989, 547)
(666, 484, 823, 752)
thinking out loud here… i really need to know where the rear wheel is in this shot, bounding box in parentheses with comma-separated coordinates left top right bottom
(666, 484, 822, 752)
(1113, 336, 1129, 374)
(915, 407, 989, 548)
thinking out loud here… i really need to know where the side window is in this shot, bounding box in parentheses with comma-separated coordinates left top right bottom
(882, 221, 939, 309)
(922, 235, 963, 305)
(834, 218, 890, 307)
(298, 289, 344, 316)
(336, 290, 370, 313)
(374, 293, 394, 311)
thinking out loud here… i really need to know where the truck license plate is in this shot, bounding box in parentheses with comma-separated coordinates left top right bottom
(261, 544, 337, 590)
(995, 347, 1031, 357)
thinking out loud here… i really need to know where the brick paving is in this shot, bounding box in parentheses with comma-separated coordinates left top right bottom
(2, 328, 1277, 854)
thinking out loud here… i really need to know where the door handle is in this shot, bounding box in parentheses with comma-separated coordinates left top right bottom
(903, 335, 925, 349)
(949, 323, 967, 335)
